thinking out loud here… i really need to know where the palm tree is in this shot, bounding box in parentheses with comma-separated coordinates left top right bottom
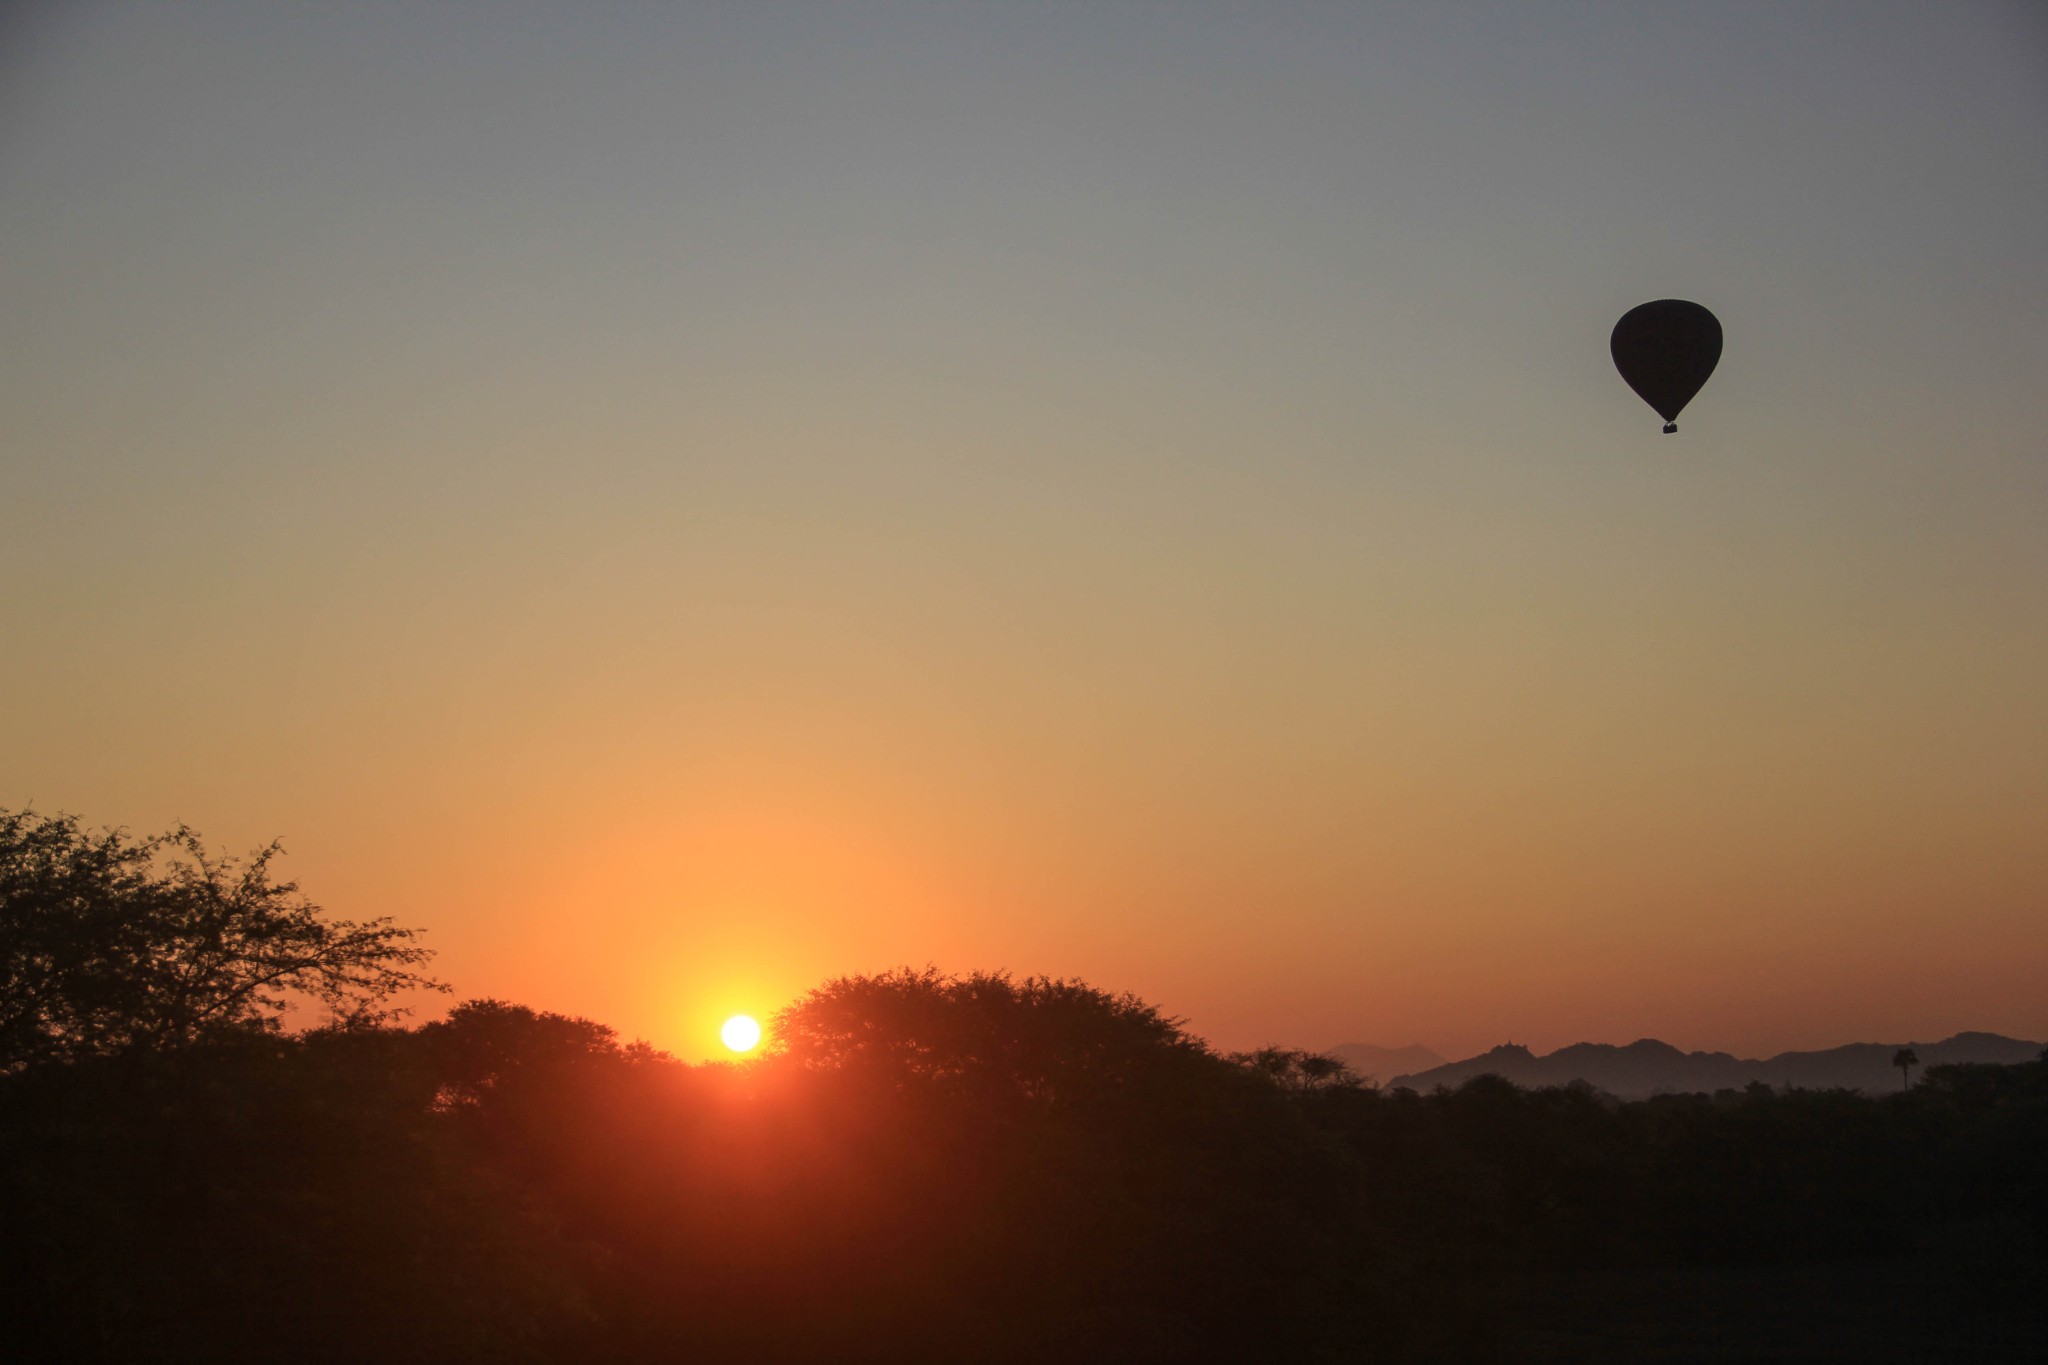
(1893, 1047, 1919, 1092)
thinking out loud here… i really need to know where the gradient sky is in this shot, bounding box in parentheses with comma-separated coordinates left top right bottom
(5, 2, 2045, 1062)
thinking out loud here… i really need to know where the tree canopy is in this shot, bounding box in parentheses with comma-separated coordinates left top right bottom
(0, 808, 442, 1074)
(771, 966, 1210, 1101)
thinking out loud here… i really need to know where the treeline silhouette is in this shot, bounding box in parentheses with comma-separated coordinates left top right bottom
(5, 810, 2044, 1362)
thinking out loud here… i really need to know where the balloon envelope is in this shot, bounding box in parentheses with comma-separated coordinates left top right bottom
(1611, 299, 1721, 431)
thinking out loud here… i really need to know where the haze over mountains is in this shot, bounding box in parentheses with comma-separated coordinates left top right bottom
(1356, 1033, 2042, 1100)
(1326, 1043, 1447, 1084)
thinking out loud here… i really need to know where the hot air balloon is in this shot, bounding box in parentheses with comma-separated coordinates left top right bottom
(1611, 299, 1721, 433)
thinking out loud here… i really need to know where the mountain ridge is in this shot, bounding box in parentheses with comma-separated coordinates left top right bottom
(1384, 1031, 2043, 1098)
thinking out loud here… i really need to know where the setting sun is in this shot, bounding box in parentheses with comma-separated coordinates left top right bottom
(721, 1014, 762, 1054)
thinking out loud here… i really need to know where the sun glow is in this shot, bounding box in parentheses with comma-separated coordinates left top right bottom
(721, 1014, 762, 1053)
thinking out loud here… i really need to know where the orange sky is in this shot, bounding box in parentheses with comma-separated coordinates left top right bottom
(4, 3, 2045, 1061)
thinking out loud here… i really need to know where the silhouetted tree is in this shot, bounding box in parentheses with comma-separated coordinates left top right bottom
(1230, 1045, 1362, 1092)
(0, 808, 442, 1075)
(1895, 1046, 1920, 1091)
(772, 966, 1206, 1099)
(423, 997, 637, 1109)
(765, 968, 1376, 1362)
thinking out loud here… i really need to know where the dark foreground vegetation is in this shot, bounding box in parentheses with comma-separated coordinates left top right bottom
(5, 811, 2044, 1362)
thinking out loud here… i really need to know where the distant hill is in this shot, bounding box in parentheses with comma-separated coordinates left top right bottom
(1327, 1043, 1446, 1084)
(1388, 1031, 2043, 1099)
